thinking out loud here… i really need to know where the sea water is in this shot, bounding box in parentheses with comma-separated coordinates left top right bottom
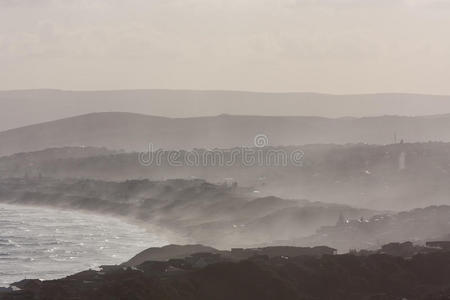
(0, 204, 167, 287)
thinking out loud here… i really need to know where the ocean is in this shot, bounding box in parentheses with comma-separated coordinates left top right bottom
(0, 204, 167, 287)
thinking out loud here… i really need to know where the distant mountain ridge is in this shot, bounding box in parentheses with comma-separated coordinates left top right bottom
(3, 112, 450, 156)
(2, 89, 450, 131)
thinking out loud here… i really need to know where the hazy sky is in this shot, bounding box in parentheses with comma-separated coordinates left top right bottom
(1, 0, 450, 93)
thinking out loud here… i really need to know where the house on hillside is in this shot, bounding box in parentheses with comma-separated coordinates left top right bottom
(426, 241, 450, 251)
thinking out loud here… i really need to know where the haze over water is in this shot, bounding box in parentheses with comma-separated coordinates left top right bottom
(0, 204, 167, 287)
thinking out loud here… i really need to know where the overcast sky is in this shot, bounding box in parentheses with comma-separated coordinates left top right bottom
(1, 0, 450, 94)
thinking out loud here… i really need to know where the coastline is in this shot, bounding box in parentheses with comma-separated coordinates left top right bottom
(0, 203, 170, 287)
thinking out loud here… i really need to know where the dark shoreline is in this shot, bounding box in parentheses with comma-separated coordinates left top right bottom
(2, 243, 450, 300)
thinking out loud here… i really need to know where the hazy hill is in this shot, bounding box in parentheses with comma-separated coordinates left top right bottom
(0, 147, 118, 169)
(297, 205, 450, 252)
(0, 177, 375, 248)
(3, 90, 450, 131)
(2, 143, 450, 210)
(3, 112, 450, 156)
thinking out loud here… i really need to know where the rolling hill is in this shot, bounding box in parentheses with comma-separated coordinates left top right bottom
(2, 112, 450, 156)
(3, 90, 450, 131)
